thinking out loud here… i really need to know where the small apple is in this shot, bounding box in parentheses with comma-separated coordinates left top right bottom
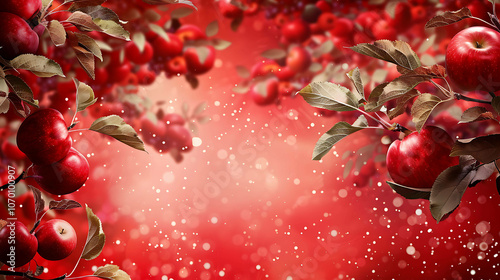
(33, 147, 90, 195)
(386, 126, 459, 189)
(371, 19, 397, 41)
(152, 33, 183, 59)
(175, 24, 207, 42)
(165, 56, 188, 76)
(136, 65, 156, 85)
(125, 40, 154, 65)
(0, 221, 38, 267)
(445, 26, 500, 92)
(250, 78, 279, 106)
(164, 124, 193, 152)
(184, 46, 216, 75)
(219, 0, 243, 19)
(163, 113, 185, 126)
(281, 19, 310, 43)
(16, 108, 72, 165)
(286, 46, 312, 73)
(35, 219, 77, 261)
(251, 60, 280, 78)
(0, 12, 40, 59)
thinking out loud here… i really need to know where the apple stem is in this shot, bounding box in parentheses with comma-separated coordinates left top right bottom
(470, 16, 499, 30)
(454, 93, 492, 104)
(0, 171, 26, 191)
(489, 92, 496, 98)
(494, 161, 500, 173)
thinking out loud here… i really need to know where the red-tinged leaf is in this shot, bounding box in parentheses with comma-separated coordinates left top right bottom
(49, 199, 82, 210)
(450, 135, 500, 163)
(47, 20, 66, 46)
(387, 181, 431, 200)
(93, 19, 130, 40)
(387, 89, 419, 120)
(6, 93, 28, 117)
(397, 64, 446, 78)
(27, 185, 44, 220)
(459, 106, 496, 124)
(469, 162, 495, 187)
(4, 75, 38, 107)
(74, 46, 95, 79)
(312, 115, 369, 160)
(65, 0, 106, 7)
(350, 40, 421, 70)
(411, 93, 443, 132)
(75, 33, 103, 61)
(0, 220, 7, 230)
(430, 161, 476, 223)
(69, 5, 120, 23)
(425, 7, 472, 29)
(67, 11, 103, 32)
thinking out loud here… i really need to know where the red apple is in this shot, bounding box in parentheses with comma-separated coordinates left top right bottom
(164, 124, 193, 152)
(184, 46, 216, 75)
(281, 19, 311, 43)
(0, 0, 41, 20)
(286, 46, 312, 73)
(140, 113, 167, 146)
(35, 219, 77, 260)
(318, 13, 336, 31)
(251, 60, 280, 78)
(125, 40, 154, 65)
(165, 56, 188, 76)
(163, 113, 185, 126)
(33, 147, 90, 195)
(175, 24, 207, 42)
(16, 108, 72, 165)
(250, 78, 279, 105)
(136, 65, 156, 85)
(445, 26, 500, 92)
(219, 0, 243, 18)
(371, 19, 397, 41)
(386, 126, 459, 189)
(0, 221, 38, 267)
(330, 17, 354, 38)
(0, 12, 39, 60)
(152, 33, 183, 58)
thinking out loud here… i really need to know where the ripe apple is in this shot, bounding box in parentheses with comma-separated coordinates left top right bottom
(371, 19, 397, 41)
(250, 78, 279, 106)
(281, 19, 310, 43)
(0, 12, 39, 60)
(251, 60, 280, 78)
(184, 46, 216, 75)
(152, 33, 183, 59)
(0, 221, 38, 267)
(33, 147, 90, 195)
(0, 0, 42, 20)
(140, 114, 167, 146)
(330, 17, 354, 38)
(35, 219, 77, 261)
(445, 26, 500, 92)
(163, 113, 185, 126)
(175, 24, 207, 42)
(164, 125, 193, 152)
(318, 12, 336, 31)
(219, 0, 243, 18)
(125, 40, 154, 65)
(16, 108, 72, 165)
(386, 126, 459, 189)
(136, 65, 156, 85)
(165, 56, 188, 76)
(286, 46, 312, 73)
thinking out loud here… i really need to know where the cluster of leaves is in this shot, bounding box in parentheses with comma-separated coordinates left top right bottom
(299, 6, 500, 222)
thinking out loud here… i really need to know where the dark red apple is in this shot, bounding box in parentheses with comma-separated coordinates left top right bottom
(16, 108, 72, 165)
(184, 46, 216, 75)
(33, 147, 90, 195)
(0, 12, 39, 60)
(386, 126, 459, 189)
(219, 0, 243, 18)
(136, 65, 156, 85)
(0, 221, 38, 267)
(35, 219, 77, 260)
(445, 26, 500, 92)
(0, 0, 41, 20)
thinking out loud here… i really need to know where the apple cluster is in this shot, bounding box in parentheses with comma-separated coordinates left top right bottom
(16, 109, 89, 195)
(0, 219, 77, 268)
(0, 0, 42, 60)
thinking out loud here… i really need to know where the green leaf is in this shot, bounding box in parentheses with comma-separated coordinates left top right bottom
(346, 67, 366, 103)
(10, 54, 65, 78)
(425, 7, 472, 29)
(411, 93, 443, 132)
(299, 81, 360, 112)
(312, 115, 369, 160)
(89, 115, 146, 152)
(387, 181, 431, 200)
(430, 162, 476, 223)
(82, 206, 106, 260)
(350, 40, 421, 70)
(74, 79, 97, 112)
(450, 134, 500, 163)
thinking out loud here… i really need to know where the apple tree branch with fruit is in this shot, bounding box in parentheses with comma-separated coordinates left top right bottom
(299, 2, 500, 223)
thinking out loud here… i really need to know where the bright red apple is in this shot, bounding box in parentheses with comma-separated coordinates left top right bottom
(175, 24, 207, 42)
(16, 108, 72, 165)
(152, 33, 183, 59)
(286, 46, 312, 73)
(35, 219, 77, 261)
(386, 126, 459, 189)
(125, 40, 154, 65)
(0, 221, 38, 267)
(0, 12, 39, 60)
(281, 19, 311, 43)
(445, 26, 500, 92)
(184, 46, 216, 75)
(165, 56, 188, 76)
(33, 147, 90, 195)
(0, 0, 41, 20)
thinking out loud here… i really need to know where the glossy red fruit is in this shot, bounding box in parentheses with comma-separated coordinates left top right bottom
(251, 60, 280, 78)
(386, 126, 459, 189)
(330, 17, 354, 38)
(286, 46, 312, 73)
(16, 108, 72, 165)
(136, 65, 156, 85)
(175, 24, 207, 42)
(165, 56, 188, 76)
(281, 19, 311, 43)
(0, 12, 39, 59)
(35, 219, 77, 260)
(371, 19, 397, 41)
(33, 147, 90, 195)
(317, 12, 336, 31)
(140, 114, 167, 146)
(250, 78, 279, 105)
(125, 40, 154, 65)
(152, 33, 183, 58)
(387, 1, 412, 32)
(165, 125, 193, 152)
(0, 221, 38, 267)
(0, 0, 41, 20)
(184, 46, 216, 75)
(445, 26, 500, 92)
